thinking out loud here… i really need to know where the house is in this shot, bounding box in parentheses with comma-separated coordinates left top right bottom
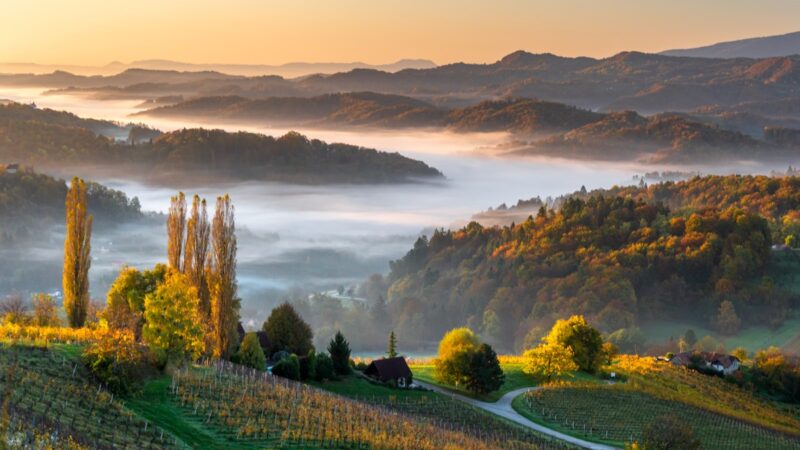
(2, 164, 19, 174)
(364, 357, 413, 388)
(670, 351, 740, 376)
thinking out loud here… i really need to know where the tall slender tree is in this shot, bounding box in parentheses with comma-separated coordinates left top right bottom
(209, 195, 239, 358)
(183, 195, 211, 321)
(387, 330, 398, 358)
(167, 192, 187, 271)
(63, 177, 92, 328)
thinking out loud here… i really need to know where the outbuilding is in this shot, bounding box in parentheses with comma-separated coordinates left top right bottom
(364, 357, 413, 388)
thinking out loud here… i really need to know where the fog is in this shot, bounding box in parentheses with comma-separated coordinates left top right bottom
(0, 87, 784, 323)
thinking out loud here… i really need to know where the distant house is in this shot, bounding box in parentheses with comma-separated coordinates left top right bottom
(364, 357, 413, 388)
(2, 164, 19, 174)
(670, 351, 740, 376)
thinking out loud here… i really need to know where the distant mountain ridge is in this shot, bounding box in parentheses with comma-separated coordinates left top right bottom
(661, 31, 800, 58)
(0, 58, 437, 78)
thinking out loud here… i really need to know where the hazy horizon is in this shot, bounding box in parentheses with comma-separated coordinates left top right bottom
(2, 1, 799, 67)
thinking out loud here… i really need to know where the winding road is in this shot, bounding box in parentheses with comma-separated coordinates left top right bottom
(414, 381, 617, 450)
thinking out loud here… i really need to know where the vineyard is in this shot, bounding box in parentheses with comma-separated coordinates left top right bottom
(517, 384, 800, 449)
(170, 360, 571, 449)
(0, 343, 179, 449)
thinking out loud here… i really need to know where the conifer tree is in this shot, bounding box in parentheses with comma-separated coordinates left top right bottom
(328, 331, 352, 375)
(209, 195, 239, 358)
(387, 330, 398, 358)
(63, 177, 92, 328)
(167, 192, 187, 271)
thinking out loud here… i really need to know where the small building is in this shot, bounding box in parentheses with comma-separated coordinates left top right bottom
(2, 164, 19, 174)
(670, 351, 740, 376)
(364, 357, 413, 388)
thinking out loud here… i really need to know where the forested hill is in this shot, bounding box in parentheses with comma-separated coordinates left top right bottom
(0, 104, 442, 184)
(383, 176, 797, 352)
(137, 93, 604, 134)
(0, 166, 144, 242)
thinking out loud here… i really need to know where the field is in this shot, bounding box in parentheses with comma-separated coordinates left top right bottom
(511, 355, 800, 449)
(0, 342, 179, 449)
(515, 386, 800, 449)
(410, 362, 538, 401)
(312, 373, 573, 450)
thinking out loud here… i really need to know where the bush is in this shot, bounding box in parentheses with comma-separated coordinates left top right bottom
(271, 354, 300, 380)
(642, 414, 701, 450)
(82, 335, 156, 395)
(299, 350, 317, 381)
(328, 331, 352, 375)
(236, 332, 266, 371)
(315, 352, 335, 381)
(355, 361, 368, 371)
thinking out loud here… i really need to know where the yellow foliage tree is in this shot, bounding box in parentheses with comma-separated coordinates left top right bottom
(209, 195, 239, 358)
(522, 342, 578, 382)
(142, 271, 204, 365)
(63, 177, 92, 328)
(434, 327, 479, 385)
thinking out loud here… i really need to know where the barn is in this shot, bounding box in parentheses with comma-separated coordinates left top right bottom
(364, 357, 413, 388)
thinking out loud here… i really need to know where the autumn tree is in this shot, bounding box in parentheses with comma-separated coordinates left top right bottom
(544, 315, 605, 373)
(434, 327, 480, 386)
(142, 271, 204, 366)
(0, 295, 29, 325)
(642, 414, 701, 450)
(387, 330, 398, 358)
(209, 195, 239, 358)
(263, 302, 313, 356)
(166, 192, 187, 271)
(63, 177, 92, 328)
(31, 293, 59, 327)
(104, 265, 166, 333)
(328, 331, 352, 375)
(183, 195, 211, 321)
(523, 342, 578, 382)
(236, 332, 266, 371)
(712, 300, 741, 335)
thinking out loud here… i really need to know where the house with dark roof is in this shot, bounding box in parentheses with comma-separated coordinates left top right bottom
(364, 357, 413, 388)
(670, 351, 740, 376)
(2, 164, 19, 174)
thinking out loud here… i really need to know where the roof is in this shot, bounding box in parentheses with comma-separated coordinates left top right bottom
(364, 357, 412, 381)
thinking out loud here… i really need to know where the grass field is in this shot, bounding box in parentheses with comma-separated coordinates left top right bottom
(513, 386, 800, 449)
(410, 363, 539, 401)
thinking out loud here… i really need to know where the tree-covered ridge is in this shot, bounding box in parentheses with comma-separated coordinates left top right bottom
(0, 102, 127, 136)
(138, 93, 603, 134)
(385, 192, 789, 352)
(0, 104, 443, 184)
(0, 167, 143, 241)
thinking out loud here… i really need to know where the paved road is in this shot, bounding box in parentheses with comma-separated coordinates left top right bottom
(414, 381, 617, 450)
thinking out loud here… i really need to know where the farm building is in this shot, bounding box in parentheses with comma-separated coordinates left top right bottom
(670, 351, 740, 375)
(1, 163, 19, 174)
(364, 357, 413, 388)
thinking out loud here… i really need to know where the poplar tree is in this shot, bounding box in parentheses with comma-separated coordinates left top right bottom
(167, 192, 187, 271)
(63, 177, 92, 328)
(209, 195, 239, 358)
(183, 195, 211, 321)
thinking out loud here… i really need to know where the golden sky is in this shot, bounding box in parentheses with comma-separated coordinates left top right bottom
(2, 0, 798, 65)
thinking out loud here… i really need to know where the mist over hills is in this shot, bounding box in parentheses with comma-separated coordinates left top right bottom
(661, 31, 800, 59)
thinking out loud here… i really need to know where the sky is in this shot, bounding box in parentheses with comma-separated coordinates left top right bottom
(2, 0, 799, 65)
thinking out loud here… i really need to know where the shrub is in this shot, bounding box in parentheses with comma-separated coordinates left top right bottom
(272, 354, 300, 380)
(299, 350, 317, 381)
(236, 332, 266, 371)
(315, 352, 335, 381)
(642, 414, 701, 450)
(82, 334, 156, 395)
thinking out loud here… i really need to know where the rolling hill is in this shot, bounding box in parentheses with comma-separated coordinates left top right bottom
(661, 31, 800, 59)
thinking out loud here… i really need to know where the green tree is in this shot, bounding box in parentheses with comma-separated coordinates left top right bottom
(236, 332, 266, 371)
(328, 331, 352, 375)
(387, 330, 398, 358)
(262, 302, 313, 356)
(142, 271, 205, 366)
(63, 177, 92, 328)
(523, 342, 578, 382)
(464, 343, 505, 395)
(684, 329, 697, 349)
(544, 315, 605, 373)
(271, 354, 300, 380)
(299, 350, 317, 381)
(315, 352, 335, 381)
(642, 414, 702, 450)
(31, 293, 59, 327)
